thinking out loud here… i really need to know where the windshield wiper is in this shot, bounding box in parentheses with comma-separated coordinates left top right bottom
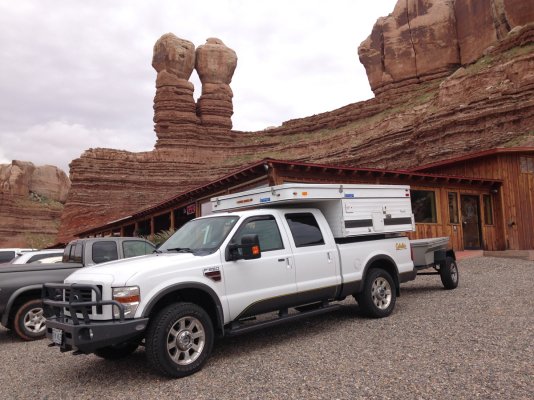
(165, 247, 194, 253)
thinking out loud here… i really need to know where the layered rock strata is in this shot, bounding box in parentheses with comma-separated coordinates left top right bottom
(56, 1, 533, 243)
(0, 161, 70, 247)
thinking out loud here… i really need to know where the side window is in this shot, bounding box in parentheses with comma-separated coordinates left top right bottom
(0, 251, 15, 263)
(73, 243, 83, 263)
(231, 216, 284, 252)
(62, 244, 72, 263)
(92, 241, 118, 264)
(123, 240, 155, 258)
(285, 213, 325, 247)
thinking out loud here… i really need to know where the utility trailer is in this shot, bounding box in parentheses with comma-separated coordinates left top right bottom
(410, 237, 459, 289)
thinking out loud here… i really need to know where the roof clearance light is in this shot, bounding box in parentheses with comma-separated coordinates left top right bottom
(302, 192, 308, 196)
(237, 198, 253, 204)
(293, 192, 298, 196)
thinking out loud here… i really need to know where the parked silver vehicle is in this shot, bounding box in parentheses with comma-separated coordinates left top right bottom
(0, 248, 34, 264)
(11, 249, 64, 265)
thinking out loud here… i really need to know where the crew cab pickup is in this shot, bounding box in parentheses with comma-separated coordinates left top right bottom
(43, 184, 457, 378)
(0, 237, 155, 340)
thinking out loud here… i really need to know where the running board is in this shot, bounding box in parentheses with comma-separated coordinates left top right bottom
(225, 304, 341, 336)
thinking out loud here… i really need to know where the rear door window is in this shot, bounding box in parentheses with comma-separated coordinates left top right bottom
(92, 241, 118, 264)
(285, 213, 325, 247)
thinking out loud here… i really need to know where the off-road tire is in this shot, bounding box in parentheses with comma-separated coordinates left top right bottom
(146, 302, 214, 378)
(94, 342, 139, 360)
(440, 256, 459, 290)
(355, 268, 396, 318)
(13, 299, 47, 341)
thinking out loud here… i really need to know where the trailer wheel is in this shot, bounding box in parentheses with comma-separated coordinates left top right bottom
(355, 268, 396, 318)
(94, 342, 139, 360)
(13, 299, 47, 341)
(146, 302, 214, 378)
(440, 257, 459, 290)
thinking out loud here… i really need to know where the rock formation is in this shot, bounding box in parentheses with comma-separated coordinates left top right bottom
(153, 33, 199, 149)
(195, 38, 238, 131)
(358, 0, 534, 95)
(0, 161, 70, 247)
(53, 0, 533, 244)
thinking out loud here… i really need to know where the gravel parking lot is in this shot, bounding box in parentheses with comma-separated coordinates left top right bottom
(0, 256, 532, 400)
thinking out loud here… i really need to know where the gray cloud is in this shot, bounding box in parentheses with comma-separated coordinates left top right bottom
(0, 0, 396, 173)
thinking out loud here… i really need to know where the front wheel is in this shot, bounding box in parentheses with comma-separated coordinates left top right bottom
(13, 299, 47, 341)
(440, 257, 459, 290)
(146, 302, 214, 378)
(355, 268, 396, 318)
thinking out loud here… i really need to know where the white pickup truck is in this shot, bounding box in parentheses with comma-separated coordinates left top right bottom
(43, 184, 458, 378)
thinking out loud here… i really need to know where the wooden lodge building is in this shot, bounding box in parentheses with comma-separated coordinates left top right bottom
(77, 147, 534, 252)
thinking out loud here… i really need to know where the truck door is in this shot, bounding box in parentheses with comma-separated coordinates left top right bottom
(222, 214, 296, 321)
(283, 212, 340, 298)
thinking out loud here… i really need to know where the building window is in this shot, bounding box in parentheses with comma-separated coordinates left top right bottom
(411, 190, 437, 223)
(483, 195, 494, 225)
(448, 192, 459, 224)
(520, 156, 534, 173)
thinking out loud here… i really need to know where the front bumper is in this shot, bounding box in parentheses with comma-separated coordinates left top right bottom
(42, 282, 148, 353)
(45, 316, 148, 353)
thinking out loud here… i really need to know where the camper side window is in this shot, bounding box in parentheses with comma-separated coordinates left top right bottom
(285, 213, 325, 247)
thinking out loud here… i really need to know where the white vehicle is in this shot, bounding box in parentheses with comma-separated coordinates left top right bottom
(11, 249, 64, 265)
(44, 184, 458, 378)
(0, 248, 34, 264)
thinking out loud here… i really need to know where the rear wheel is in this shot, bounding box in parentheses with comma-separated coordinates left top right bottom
(440, 257, 459, 290)
(13, 299, 46, 341)
(355, 268, 396, 318)
(146, 302, 214, 378)
(94, 342, 139, 360)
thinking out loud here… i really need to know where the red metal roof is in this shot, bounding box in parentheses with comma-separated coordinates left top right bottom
(76, 158, 503, 236)
(409, 147, 534, 172)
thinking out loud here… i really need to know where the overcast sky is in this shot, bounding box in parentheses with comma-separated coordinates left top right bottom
(0, 0, 397, 173)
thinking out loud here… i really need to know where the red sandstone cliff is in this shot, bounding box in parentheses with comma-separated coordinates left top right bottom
(57, 0, 534, 242)
(0, 161, 70, 247)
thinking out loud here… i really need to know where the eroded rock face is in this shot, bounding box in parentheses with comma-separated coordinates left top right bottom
(358, 0, 534, 95)
(0, 161, 70, 247)
(195, 38, 238, 130)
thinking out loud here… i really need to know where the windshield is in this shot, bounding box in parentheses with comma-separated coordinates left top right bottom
(159, 215, 240, 255)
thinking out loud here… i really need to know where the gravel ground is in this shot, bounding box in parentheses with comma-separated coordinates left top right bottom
(0, 257, 532, 400)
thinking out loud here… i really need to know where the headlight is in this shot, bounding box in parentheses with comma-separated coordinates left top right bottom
(112, 286, 140, 319)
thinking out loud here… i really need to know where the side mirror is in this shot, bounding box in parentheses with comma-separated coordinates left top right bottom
(226, 234, 261, 261)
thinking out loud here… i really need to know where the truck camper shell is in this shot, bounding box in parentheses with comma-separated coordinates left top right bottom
(212, 183, 415, 238)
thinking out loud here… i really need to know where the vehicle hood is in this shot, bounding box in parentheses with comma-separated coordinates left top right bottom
(65, 252, 217, 286)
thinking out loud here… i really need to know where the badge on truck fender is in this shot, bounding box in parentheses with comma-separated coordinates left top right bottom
(395, 242, 407, 250)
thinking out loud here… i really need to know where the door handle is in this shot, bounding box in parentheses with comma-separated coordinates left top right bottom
(278, 258, 285, 262)
(327, 252, 332, 263)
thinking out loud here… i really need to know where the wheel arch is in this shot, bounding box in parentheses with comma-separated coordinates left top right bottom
(1, 285, 42, 327)
(142, 283, 225, 335)
(362, 255, 400, 296)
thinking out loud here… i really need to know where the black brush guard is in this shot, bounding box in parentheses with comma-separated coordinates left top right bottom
(42, 283, 148, 353)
